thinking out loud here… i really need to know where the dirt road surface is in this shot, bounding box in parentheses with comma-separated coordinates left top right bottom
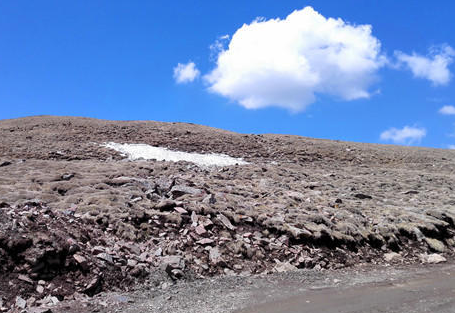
(92, 263, 455, 313)
(237, 265, 455, 313)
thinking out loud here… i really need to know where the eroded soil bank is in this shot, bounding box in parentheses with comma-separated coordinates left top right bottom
(1, 116, 455, 312)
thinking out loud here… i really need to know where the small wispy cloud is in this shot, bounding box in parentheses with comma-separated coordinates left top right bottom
(380, 125, 426, 145)
(173, 62, 200, 84)
(439, 105, 455, 115)
(209, 35, 229, 61)
(394, 45, 454, 86)
(448, 145, 455, 149)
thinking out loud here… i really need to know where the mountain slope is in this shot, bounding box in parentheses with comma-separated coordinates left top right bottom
(1, 115, 454, 311)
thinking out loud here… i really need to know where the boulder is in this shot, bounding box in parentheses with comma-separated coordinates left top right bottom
(161, 255, 185, 269)
(15, 296, 26, 309)
(170, 185, 202, 198)
(383, 252, 402, 262)
(217, 214, 236, 230)
(420, 253, 447, 264)
(425, 238, 445, 253)
(273, 260, 297, 273)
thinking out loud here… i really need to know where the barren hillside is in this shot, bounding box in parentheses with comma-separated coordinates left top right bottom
(1, 115, 455, 312)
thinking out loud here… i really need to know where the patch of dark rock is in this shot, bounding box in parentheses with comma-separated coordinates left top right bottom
(353, 193, 372, 200)
(4, 237, 33, 255)
(367, 233, 386, 249)
(155, 199, 177, 211)
(0, 161, 11, 167)
(83, 275, 103, 297)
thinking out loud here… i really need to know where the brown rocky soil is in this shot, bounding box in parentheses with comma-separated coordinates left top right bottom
(1, 115, 455, 312)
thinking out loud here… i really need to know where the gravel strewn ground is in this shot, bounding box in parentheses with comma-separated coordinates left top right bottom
(1, 115, 455, 312)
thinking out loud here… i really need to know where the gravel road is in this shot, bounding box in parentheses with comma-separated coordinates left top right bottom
(89, 262, 455, 313)
(238, 265, 455, 313)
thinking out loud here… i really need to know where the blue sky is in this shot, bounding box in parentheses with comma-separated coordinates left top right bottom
(1, 1, 455, 149)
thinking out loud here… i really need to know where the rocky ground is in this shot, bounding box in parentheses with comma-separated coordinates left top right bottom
(1, 115, 455, 312)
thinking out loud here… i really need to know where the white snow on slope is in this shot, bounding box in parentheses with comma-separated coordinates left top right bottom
(102, 142, 249, 167)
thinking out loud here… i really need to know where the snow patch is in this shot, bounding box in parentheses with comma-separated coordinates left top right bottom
(102, 142, 249, 167)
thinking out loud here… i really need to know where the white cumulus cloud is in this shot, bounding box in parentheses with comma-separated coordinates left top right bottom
(395, 46, 455, 86)
(380, 126, 426, 145)
(173, 62, 200, 84)
(205, 6, 386, 112)
(439, 105, 455, 115)
(448, 145, 455, 150)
